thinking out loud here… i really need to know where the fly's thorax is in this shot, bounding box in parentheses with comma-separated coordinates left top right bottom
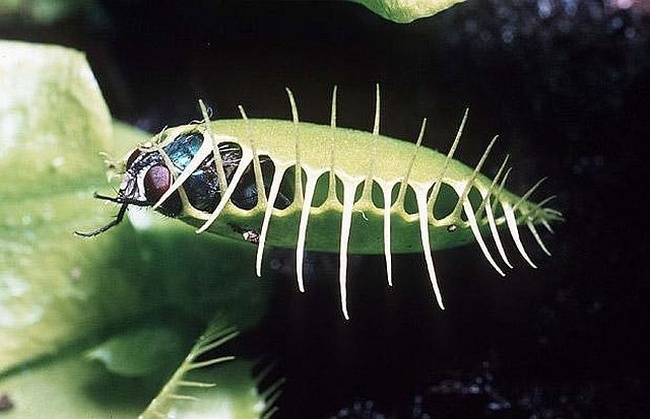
(122, 127, 273, 220)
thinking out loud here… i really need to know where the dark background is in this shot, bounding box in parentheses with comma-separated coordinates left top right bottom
(3, 1, 649, 417)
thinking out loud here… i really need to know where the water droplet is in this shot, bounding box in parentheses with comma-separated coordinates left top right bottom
(70, 267, 82, 281)
(51, 156, 64, 169)
(0, 273, 43, 327)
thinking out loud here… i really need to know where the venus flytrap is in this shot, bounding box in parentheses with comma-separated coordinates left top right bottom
(79, 86, 563, 319)
(138, 318, 281, 419)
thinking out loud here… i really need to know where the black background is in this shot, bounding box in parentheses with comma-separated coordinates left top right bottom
(3, 1, 649, 417)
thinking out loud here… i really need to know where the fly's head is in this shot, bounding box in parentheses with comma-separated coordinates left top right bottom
(75, 127, 246, 238)
(74, 137, 184, 237)
(118, 146, 182, 217)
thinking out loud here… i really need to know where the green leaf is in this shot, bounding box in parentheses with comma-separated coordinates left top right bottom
(0, 0, 106, 25)
(1, 40, 271, 417)
(86, 326, 189, 378)
(0, 352, 149, 418)
(140, 319, 276, 419)
(1, 39, 120, 372)
(351, 0, 466, 23)
(142, 359, 273, 419)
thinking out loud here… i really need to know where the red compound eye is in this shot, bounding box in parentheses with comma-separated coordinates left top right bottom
(144, 165, 171, 203)
(143, 165, 182, 217)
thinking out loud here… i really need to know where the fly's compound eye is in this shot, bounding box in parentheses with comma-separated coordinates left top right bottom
(144, 165, 182, 217)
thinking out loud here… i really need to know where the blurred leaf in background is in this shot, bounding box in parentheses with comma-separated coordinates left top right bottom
(1, 0, 465, 26)
(0, 0, 106, 25)
(351, 0, 466, 23)
(1, 40, 271, 418)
